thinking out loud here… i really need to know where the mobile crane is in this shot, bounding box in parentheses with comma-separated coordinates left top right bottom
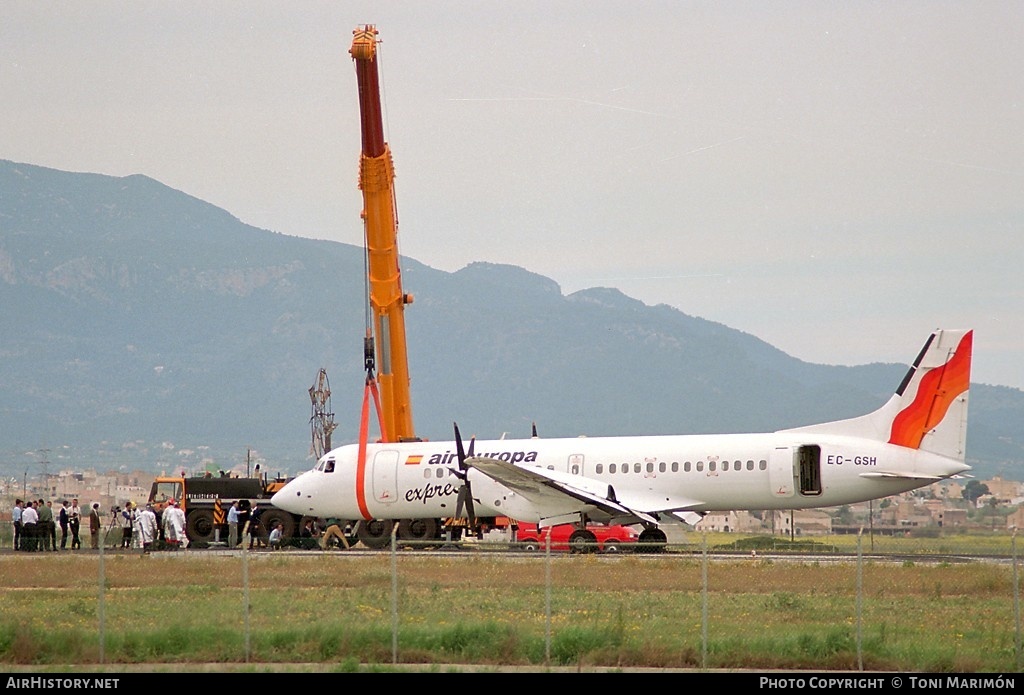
(351, 24, 416, 445)
(347, 25, 448, 548)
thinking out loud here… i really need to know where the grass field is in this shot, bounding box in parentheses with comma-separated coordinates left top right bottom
(0, 547, 1020, 672)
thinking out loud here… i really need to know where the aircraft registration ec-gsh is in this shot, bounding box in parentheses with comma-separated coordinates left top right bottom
(273, 329, 973, 546)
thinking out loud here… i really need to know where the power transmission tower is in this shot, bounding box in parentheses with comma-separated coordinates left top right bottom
(309, 369, 337, 461)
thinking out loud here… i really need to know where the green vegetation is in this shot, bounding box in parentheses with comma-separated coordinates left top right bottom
(0, 551, 1019, 672)
(673, 530, 1019, 556)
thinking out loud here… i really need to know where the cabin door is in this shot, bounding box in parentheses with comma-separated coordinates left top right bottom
(769, 447, 795, 498)
(371, 450, 400, 505)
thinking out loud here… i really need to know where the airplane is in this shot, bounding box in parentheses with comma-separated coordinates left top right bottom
(272, 328, 973, 548)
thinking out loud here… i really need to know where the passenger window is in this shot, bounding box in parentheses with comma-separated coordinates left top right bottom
(747, 460, 754, 471)
(609, 463, 616, 474)
(671, 462, 679, 473)
(436, 468, 444, 478)
(659, 462, 666, 473)
(709, 461, 717, 472)
(633, 463, 641, 473)
(423, 469, 431, 479)
(696, 461, 704, 472)
(759, 459, 767, 470)
(722, 461, 729, 471)
(646, 462, 654, 473)
(596, 464, 603, 474)
(684, 461, 691, 472)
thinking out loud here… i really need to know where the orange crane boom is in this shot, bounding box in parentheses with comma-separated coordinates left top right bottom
(350, 25, 416, 443)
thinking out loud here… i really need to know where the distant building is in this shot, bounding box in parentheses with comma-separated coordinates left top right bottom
(771, 509, 833, 536)
(697, 511, 740, 533)
(1005, 506, 1024, 531)
(985, 476, 1024, 504)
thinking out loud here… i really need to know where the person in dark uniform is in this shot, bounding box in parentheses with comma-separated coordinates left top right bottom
(247, 504, 265, 549)
(69, 499, 82, 549)
(58, 500, 70, 550)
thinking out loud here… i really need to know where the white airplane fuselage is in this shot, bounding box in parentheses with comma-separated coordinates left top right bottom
(273, 431, 967, 524)
(272, 329, 973, 530)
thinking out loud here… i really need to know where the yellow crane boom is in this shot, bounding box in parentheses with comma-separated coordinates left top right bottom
(350, 25, 416, 443)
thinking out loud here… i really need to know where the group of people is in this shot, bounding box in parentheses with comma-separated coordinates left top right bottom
(11, 497, 175, 553)
(113, 498, 183, 552)
(110, 500, 165, 552)
(13, 498, 85, 551)
(257, 516, 350, 551)
(226, 500, 270, 549)
(13, 497, 353, 552)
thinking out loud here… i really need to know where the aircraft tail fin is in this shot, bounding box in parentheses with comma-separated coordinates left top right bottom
(783, 329, 973, 462)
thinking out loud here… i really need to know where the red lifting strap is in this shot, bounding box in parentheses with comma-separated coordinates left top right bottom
(355, 375, 388, 520)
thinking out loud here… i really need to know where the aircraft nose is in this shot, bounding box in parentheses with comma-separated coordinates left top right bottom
(271, 476, 307, 515)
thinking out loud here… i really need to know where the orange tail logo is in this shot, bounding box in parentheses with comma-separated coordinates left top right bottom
(888, 331, 972, 449)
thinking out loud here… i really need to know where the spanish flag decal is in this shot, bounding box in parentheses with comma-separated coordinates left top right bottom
(405, 454, 423, 465)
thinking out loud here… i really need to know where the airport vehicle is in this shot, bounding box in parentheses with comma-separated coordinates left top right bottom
(147, 473, 300, 544)
(347, 25, 464, 547)
(514, 522, 640, 553)
(350, 24, 416, 445)
(273, 329, 974, 549)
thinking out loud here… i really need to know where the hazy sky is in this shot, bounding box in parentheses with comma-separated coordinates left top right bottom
(3, 2, 1022, 389)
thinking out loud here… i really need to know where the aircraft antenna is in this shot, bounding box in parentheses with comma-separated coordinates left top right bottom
(309, 368, 337, 460)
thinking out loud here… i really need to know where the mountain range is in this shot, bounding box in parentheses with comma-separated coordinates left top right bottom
(2, 159, 1022, 481)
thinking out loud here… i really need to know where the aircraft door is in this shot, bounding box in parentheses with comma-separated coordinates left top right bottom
(769, 447, 795, 498)
(371, 450, 400, 505)
(568, 454, 584, 476)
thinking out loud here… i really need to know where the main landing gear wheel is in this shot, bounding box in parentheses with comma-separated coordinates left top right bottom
(398, 518, 439, 544)
(568, 529, 597, 554)
(357, 519, 394, 550)
(636, 527, 668, 554)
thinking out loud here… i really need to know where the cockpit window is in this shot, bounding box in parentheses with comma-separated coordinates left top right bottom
(325, 459, 335, 473)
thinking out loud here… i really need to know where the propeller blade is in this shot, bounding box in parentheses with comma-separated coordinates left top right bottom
(464, 489, 477, 528)
(454, 422, 466, 472)
(452, 422, 477, 526)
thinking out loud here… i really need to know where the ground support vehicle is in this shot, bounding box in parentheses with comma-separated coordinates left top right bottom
(514, 522, 640, 554)
(147, 474, 301, 546)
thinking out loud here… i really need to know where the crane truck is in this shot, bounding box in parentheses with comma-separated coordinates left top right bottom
(147, 472, 303, 547)
(346, 26, 474, 549)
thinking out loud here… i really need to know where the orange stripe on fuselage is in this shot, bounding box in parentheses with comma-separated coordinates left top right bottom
(888, 330, 972, 449)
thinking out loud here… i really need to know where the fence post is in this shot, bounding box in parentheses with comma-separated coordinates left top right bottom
(243, 544, 251, 662)
(1013, 529, 1020, 672)
(856, 527, 864, 671)
(98, 537, 105, 665)
(545, 531, 552, 666)
(701, 529, 708, 671)
(391, 521, 399, 665)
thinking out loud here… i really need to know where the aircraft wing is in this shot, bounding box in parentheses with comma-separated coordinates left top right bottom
(466, 456, 703, 526)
